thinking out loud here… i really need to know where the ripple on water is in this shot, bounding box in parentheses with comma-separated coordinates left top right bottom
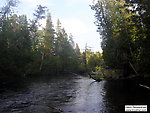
(1, 75, 149, 113)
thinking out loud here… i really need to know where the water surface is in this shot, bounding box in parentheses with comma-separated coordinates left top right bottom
(0, 75, 150, 113)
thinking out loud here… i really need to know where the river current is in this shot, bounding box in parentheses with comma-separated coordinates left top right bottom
(0, 75, 150, 113)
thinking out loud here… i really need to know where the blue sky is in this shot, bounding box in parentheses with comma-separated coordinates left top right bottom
(1, 0, 102, 52)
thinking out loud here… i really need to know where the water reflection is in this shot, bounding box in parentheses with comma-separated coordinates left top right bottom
(0, 75, 150, 113)
(103, 79, 150, 113)
(61, 76, 107, 113)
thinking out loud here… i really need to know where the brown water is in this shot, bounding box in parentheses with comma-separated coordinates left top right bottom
(0, 75, 150, 113)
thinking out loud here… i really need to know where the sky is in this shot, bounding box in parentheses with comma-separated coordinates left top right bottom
(1, 0, 102, 52)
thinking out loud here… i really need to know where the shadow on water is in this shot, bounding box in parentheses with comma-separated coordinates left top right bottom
(0, 75, 150, 113)
(0, 75, 78, 113)
(103, 79, 150, 113)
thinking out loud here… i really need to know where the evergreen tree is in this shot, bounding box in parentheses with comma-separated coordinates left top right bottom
(0, 2, 81, 79)
(75, 43, 80, 57)
(44, 12, 55, 55)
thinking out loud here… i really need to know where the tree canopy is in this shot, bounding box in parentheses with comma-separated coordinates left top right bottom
(0, 1, 84, 79)
(91, 0, 150, 76)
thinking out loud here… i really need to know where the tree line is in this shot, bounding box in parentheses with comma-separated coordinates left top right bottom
(91, 0, 150, 77)
(0, 0, 103, 81)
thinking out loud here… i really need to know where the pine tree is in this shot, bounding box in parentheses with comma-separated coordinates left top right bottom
(75, 43, 80, 56)
(44, 12, 55, 55)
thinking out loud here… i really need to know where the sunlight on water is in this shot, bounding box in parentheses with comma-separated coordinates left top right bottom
(0, 75, 150, 113)
(61, 76, 107, 113)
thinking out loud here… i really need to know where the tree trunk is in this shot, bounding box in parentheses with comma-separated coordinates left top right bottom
(40, 52, 44, 71)
(129, 61, 138, 76)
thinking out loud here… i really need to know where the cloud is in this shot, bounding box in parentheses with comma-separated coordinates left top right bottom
(39, 17, 93, 35)
(57, 18, 102, 52)
(19, 0, 53, 7)
(60, 18, 93, 36)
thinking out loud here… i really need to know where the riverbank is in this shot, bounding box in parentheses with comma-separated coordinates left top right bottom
(0, 71, 81, 90)
(102, 69, 150, 80)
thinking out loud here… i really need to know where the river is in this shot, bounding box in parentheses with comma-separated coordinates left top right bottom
(0, 75, 150, 113)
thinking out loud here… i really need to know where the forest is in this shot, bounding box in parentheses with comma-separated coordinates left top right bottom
(0, 0, 103, 83)
(0, 0, 150, 82)
(0, 0, 150, 112)
(91, 0, 150, 78)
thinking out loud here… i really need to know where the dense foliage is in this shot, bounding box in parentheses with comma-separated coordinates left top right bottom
(91, 0, 150, 76)
(0, 1, 82, 79)
(0, 0, 105, 83)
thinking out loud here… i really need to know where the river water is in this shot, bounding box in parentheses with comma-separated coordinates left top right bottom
(0, 75, 150, 113)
